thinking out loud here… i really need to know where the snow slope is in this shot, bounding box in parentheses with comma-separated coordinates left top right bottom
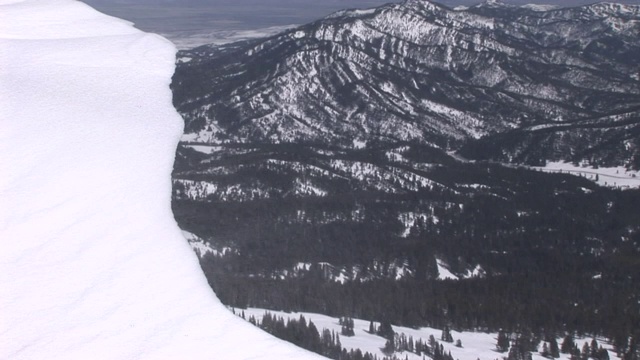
(0, 1, 322, 359)
(241, 308, 621, 360)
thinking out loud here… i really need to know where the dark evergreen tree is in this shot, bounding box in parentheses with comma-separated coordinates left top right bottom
(595, 346, 610, 360)
(591, 339, 600, 358)
(428, 335, 438, 354)
(497, 330, 511, 353)
(542, 343, 550, 358)
(341, 317, 355, 337)
(571, 344, 582, 359)
(382, 337, 395, 356)
(549, 337, 560, 358)
(614, 334, 629, 356)
(508, 333, 533, 360)
(377, 321, 394, 340)
(625, 334, 640, 360)
(561, 335, 576, 354)
(581, 342, 590, 360)
(441, 325, 453, 343)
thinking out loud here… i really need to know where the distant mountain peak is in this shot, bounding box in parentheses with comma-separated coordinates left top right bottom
(473, 0, 509, 8)
(484, 0, 504, 5)
(519, 3, 559, 12)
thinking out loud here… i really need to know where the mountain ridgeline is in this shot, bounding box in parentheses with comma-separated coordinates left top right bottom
(170, 0, 640, 344)
(173, 0, 640, 167)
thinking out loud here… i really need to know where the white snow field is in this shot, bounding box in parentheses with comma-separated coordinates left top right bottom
(0, 1, 322, 359)
(241, 308, 622, 360)
(531, 162, 640, 189)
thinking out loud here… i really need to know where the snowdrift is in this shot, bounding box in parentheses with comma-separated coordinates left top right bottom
(0, 1, 321, 359)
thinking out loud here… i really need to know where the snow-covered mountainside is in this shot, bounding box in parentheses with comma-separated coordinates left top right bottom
(169, 0, 640, 342)
(0, 1, 321, 359)
(173, 0, 640, 168)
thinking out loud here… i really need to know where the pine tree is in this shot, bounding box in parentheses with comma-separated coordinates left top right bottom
(429, 335, 438, 354)
(549, 337, 560, 358)
(626, 334, 640, 360)
(542, 343, 550, 358)
(377, 321, 394, 340)
(497, 330, 511, 353)
(595, 346, 610, 360)
(508, 342, 521, 360)
(613, 334, 629, 356)
(581, 342, 590, 360)
(561, 335, 576, 354)
(383, 337, 395, 355)
(341, 317, 355, 337)
(571, 344, 582, 359)
(441, 325, 453, 343)
(508, 333, 534, 360)
(591, 339, 599, 358)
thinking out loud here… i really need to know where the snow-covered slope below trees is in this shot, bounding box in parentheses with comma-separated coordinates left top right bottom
(240, 308, 622, 360)
(0, 1, 322, 359)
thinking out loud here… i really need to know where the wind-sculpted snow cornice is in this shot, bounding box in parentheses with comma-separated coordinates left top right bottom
(0, 1, 327, 359)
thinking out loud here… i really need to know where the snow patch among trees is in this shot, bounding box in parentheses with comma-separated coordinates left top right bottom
(531, 162, 640, 189)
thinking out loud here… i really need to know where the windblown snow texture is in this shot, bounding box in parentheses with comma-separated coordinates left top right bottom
(0, 1, 322, 359)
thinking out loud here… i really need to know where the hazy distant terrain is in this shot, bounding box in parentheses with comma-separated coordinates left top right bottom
(85, 0, 640, 48)
(86, 1, 397, 48)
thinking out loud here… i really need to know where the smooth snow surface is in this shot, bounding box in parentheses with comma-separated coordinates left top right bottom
(0, 1, 322, 359)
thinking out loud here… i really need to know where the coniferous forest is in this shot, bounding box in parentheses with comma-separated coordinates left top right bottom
(171, 143, 640, 355)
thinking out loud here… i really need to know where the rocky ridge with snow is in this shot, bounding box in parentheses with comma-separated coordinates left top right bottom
(173, 0, 640, 168)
